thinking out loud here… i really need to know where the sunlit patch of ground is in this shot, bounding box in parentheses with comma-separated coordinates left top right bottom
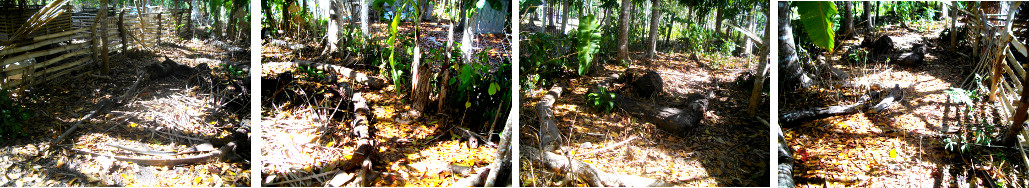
(260, 21, 507, 186)
(783, 21, 1027, 187)
(0, 37, 250, 186)
(521, 50, 770, 186)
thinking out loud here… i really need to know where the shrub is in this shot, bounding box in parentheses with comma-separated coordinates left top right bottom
(0, 89, 30, 138)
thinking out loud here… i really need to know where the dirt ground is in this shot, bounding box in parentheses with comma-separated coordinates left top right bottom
(781, 22, 1028, 187)
(260, 22, 511, 186)
(0, 37, 251, 186)
(520, 50, 771, 186)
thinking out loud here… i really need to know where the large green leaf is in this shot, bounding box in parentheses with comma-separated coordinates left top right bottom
(574, 14, 601, 75)
(794, 1, 837, 52)
(519, 0, 542, 15)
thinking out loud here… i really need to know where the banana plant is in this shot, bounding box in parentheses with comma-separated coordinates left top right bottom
(574, 14, 601, 75)
(793, 1, 837, 52)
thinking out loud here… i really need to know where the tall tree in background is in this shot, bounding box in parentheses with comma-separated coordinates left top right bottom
(840, 2, 854, 38)
(864, 1, 871, 32)
(546, 0, 554, 29)
(617, 0, 628, 62)
(211, 0, 223, 39)
(560, 0, 568, 34)
(325, 0, 342, 56)
(646, 0, 659, 60)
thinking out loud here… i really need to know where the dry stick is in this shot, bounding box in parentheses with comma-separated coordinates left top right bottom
(574, 136, 637, 157)
(263, 169, 340, 186)
(52, 71, 146, 147)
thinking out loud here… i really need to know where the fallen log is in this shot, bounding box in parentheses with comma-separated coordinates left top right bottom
(604, 90, 710, 136)
(264, 61, 386, 90)
(339, 92, 376, 186)
(537, 85, 564, 151)
(484, 111, 515, 187)
(522, 146, 670, 187)
(780, 84, 904, 126)
(74, 142, 235, 166)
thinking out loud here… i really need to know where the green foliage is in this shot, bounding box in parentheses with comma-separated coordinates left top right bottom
(586, 86, 616, 113)
(221, 63, 247, 78)
(574, 14, 602, 75)
(520, 32, 569, 92)
(383, 1, 414, 93)
(793, 1, 837, 52)
(0, 89, 30, 138)
(519, 0, 543, 16)
(297, 65, 326, 81)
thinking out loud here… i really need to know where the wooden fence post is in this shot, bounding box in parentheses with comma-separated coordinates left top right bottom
(157, 12, 162, 45)
(119, 9, 127, 52)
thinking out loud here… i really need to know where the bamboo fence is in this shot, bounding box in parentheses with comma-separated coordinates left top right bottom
(0, 5, 175, 90)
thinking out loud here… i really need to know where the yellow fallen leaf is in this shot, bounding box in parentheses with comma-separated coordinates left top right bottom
(195, 176, 202, 185)
(129, 122, 138, 128)
(889, 148, 898, 159)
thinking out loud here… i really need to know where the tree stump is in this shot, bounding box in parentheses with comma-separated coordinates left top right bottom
(632, 70, 663, 98)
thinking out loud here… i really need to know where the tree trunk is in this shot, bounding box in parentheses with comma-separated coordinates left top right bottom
(263, 0, 276, 34)
(362, 0, 370, 35)
(410, 1, 429, 120)
(213, 1, 222, 39)
(950, 3, 957, 50)
(778, 130, 795, 188)
(325, 0, 341, 56)
(779, 1, 813, 90)
(560, 0, 569, 34)
(617, 0, 629, 62)
(841, 2, 854, 38)
(715, 6, 723, 38)
(744, 11, 755, 56)
(227, 0, 238, 40)
(646, 0, 660, 61)
(664, 17, 672, 49)
(747, 10, 771, 117)
(189, 0, 196, 38)
(99, 0, 110, 75)
(546, 1, 554, 29)
(864, 1, 872, 32)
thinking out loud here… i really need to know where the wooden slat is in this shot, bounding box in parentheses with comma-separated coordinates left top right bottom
(1009, 52, 1026, 80)
(4, 47, 89, 74)
(1, 42, 88, 67)
(1005, 61, 1023, 92)
(1012, 37, 1028, 58)
(0, 33, 86, 56)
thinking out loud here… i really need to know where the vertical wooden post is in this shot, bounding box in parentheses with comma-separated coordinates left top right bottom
(100, 0, 110, 75)
(157, 12, 162, 45)
(119, 10, 127, 52)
